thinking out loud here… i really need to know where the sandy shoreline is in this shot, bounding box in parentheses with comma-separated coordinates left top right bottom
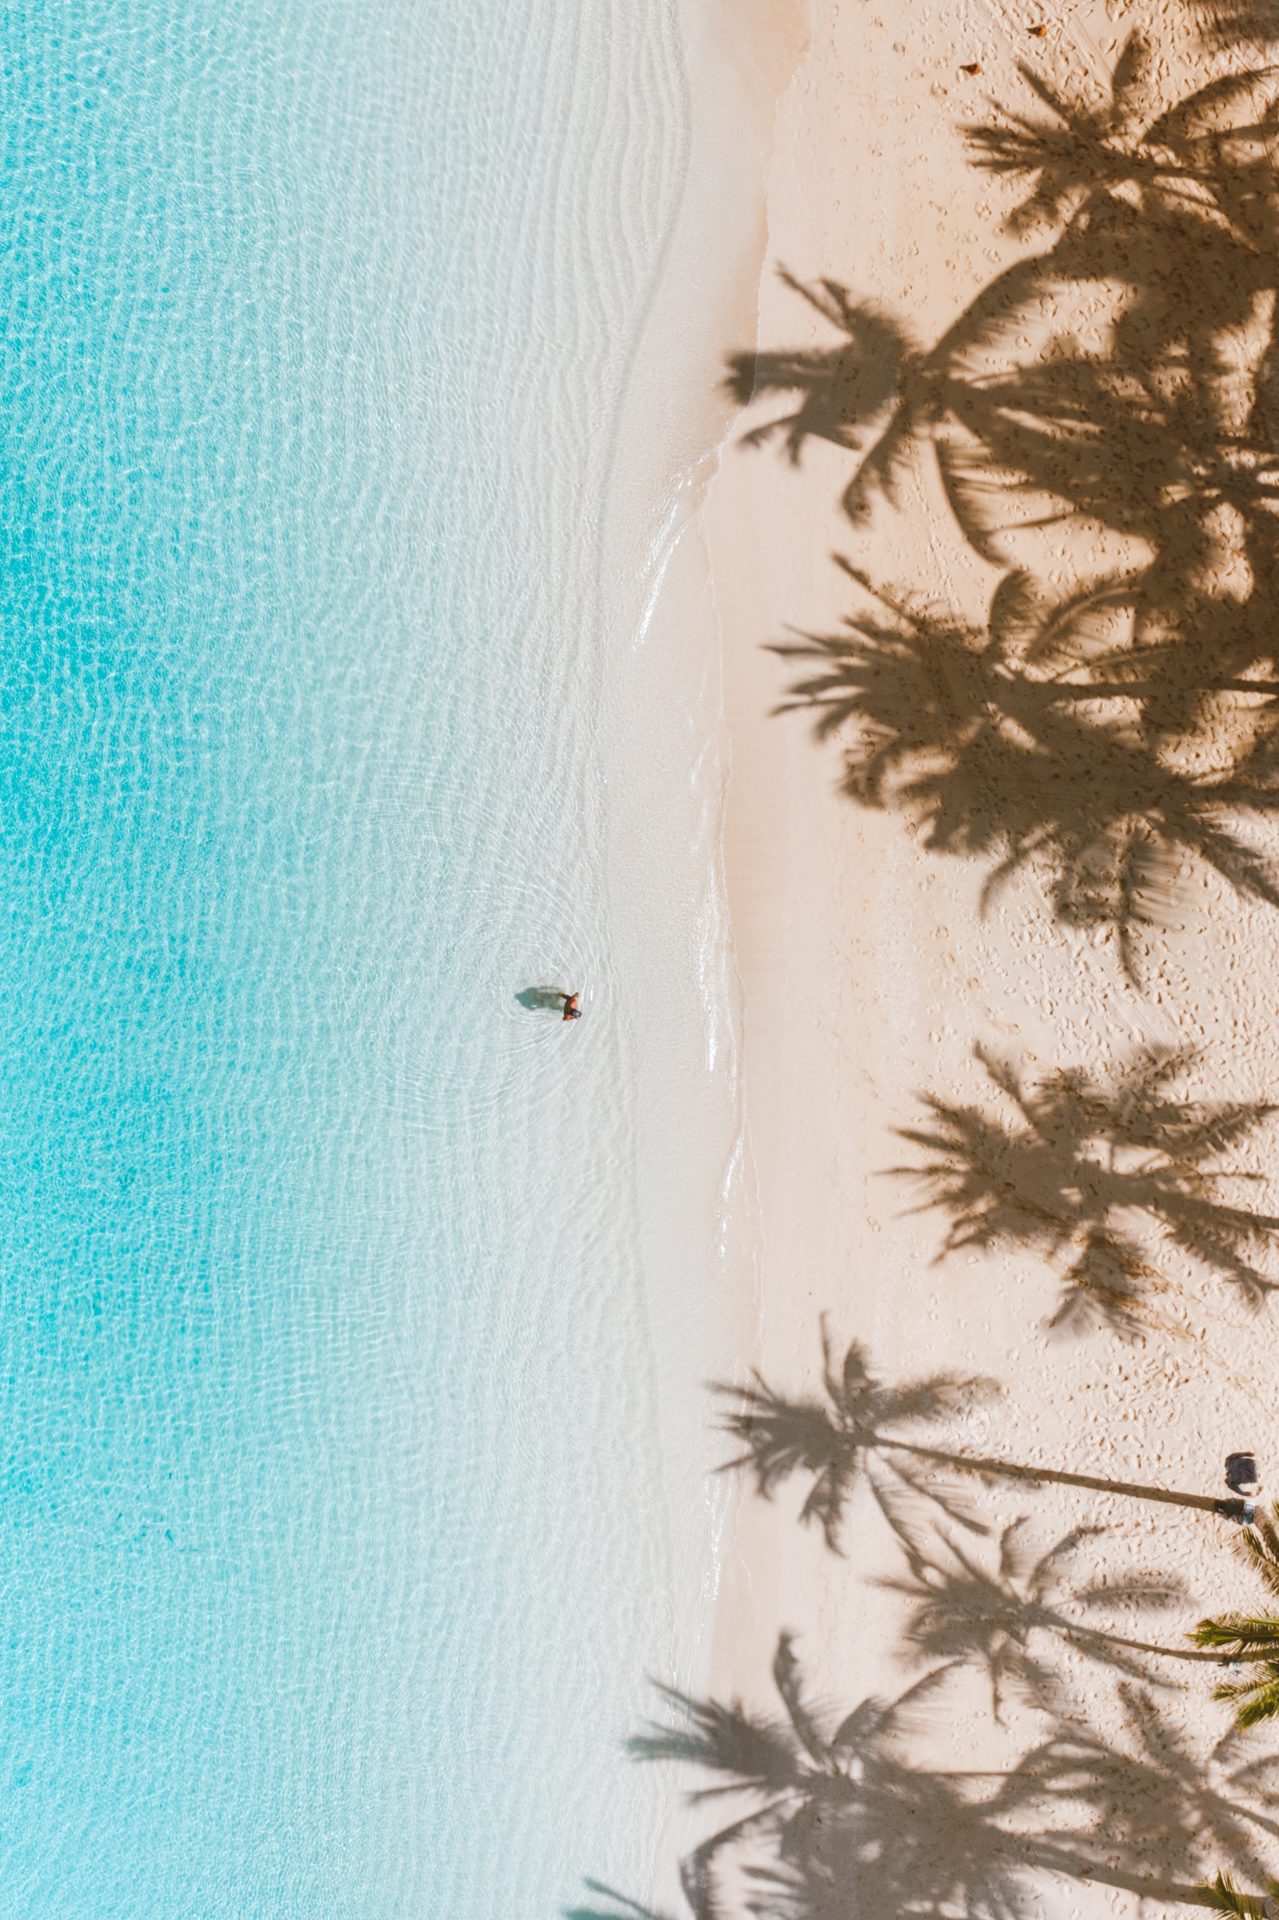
(678, 0, 1279, 1913)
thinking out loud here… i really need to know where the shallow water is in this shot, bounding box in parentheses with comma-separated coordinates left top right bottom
(0, 2, 733, 1912)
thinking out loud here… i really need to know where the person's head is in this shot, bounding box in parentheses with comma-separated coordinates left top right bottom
(565, 1004, 581, 1020)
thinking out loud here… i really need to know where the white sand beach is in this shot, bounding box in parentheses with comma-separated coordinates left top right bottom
(651, 0, 1279, 1912)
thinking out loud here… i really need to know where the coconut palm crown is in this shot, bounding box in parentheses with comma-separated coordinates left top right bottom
(1194, 1507, 1279, 1729)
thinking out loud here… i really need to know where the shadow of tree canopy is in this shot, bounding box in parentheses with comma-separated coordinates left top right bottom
(580, 1323, 1279, 1917)
(772, 562, 1279, 981)
(1173, 1, 1279, 52)
(729, 41, 1279, 979)
(585, 1632, 1279, 1920)
(716, 1324, 1227, 1561)
(889, 1046, 1279, 1333)
(882, 1515, 1205, 1721)
(714, 1320, 998, 1552)
(723, 271, 913, 466)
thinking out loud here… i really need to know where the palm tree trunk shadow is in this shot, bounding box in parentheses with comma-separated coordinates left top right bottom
(882, 1435, 1226, 1513)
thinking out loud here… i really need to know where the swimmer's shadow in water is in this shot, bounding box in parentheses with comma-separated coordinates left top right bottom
(515, 986, 569, 1013)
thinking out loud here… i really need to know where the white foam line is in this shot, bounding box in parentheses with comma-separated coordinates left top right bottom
(632, 457, 710, 650)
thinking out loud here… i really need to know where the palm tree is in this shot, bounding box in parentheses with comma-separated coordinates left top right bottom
(892, 1048, 1279, 1332)
(1201, 1870, 1279, 1919)
(1209, 1658, 1279, 1733)
(718, 1324, 1225, 1554)
(1194, 1508, 1279, 1728)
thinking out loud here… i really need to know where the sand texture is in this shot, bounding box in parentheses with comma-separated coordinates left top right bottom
(628, 0, 1279, 1914)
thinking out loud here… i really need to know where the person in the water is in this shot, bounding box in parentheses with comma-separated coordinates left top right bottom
(561, 991, 582, 1021)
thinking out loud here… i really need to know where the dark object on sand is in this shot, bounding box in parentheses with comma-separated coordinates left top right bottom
(1217, 1455, 1261, 1524)
(1226, 1452, 1261, 1496)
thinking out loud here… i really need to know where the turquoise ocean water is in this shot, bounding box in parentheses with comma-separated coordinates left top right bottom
(0, 3, 733, 1912)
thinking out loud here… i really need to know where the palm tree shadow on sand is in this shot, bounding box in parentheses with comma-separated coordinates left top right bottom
(573, 1320, 1279, 1918)
(884, 1513, 1220, 1725)
(577, 1629, 1279, 1919)
(575, 31, 1279, 1920)
(724, 269, 914, 466)
(730, 42, 1279, 983)
(770, 562, 1279, 986)
(715, 1323, 1230, 1557)
(888, 1046, 1279, 1335)
(1175, 0, 1279, 47)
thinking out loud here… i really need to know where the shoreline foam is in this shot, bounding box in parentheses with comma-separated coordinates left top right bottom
(591, 2, 810, 1899)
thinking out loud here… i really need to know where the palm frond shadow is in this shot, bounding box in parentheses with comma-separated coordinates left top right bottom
(884, 1513, 1218, 1724)
(740, 49, 1279, 512)
(713, 1322, 998, 1553)
(717, 1326, 1226, 1560)
(772, 563, 1279, 984)
(595, 1634, 1279, 1920)
(963, 35, 1279, 248)
(724, 269, 914, 467)
(962, 35, 1164, 236)
(729, 46, 1279, 977)
(1177, 2, 1279, 52)
(580, 30, 1279, 1920)
(889, 1046, 1279, 1333)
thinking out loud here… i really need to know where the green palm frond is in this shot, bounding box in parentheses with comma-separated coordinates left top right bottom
(1198, 1869, 1268, 1918)
(1212, 1661, 1279, 1729)
(1235, 1508, 1279, 1601)
(1193, 1614, 1279, 1654)
(1196, 1508, 1279, 1733)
